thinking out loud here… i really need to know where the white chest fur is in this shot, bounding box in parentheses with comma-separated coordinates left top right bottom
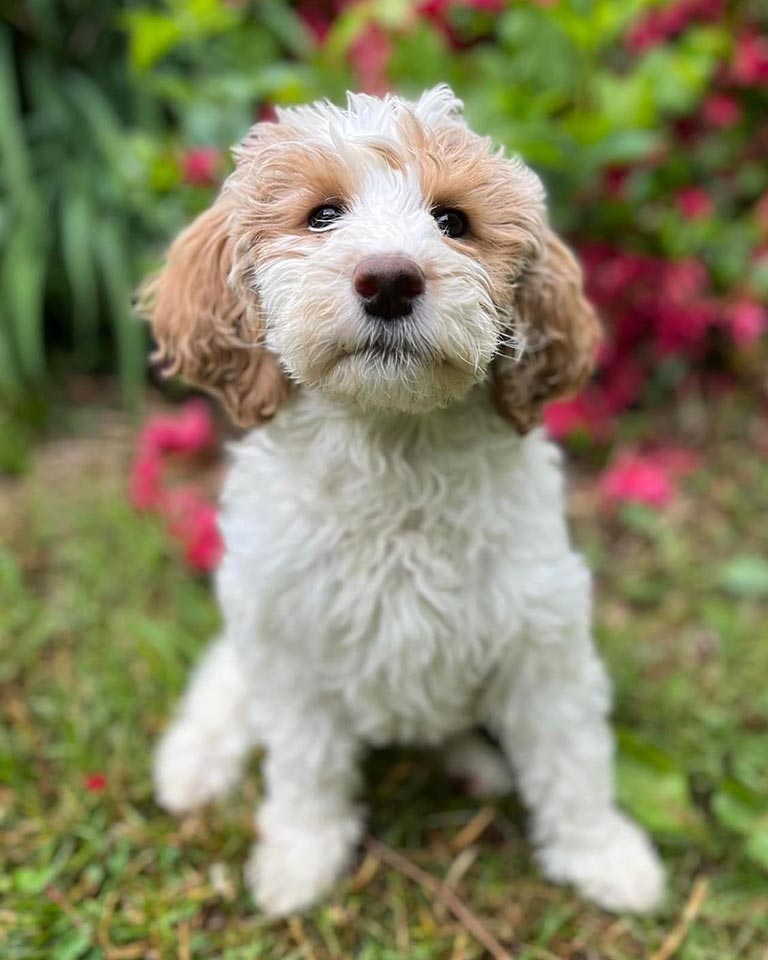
(217, 387, 574, 744)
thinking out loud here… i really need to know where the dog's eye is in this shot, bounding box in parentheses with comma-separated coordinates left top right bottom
(433, 207, 468, 239)
(307, 205, 344, 231)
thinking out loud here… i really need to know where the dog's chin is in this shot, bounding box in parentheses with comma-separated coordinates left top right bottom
(310, 348, 483, 414)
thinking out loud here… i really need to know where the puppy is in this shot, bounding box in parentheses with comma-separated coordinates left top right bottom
(140, 85, 664, 917)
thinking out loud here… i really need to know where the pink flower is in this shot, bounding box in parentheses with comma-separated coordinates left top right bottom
(662, 258, 709, 300)
(185, 509, 224, 572)
(648, 446, 701, 479)
(599, 452, 675, 509)
(702, 93, 742, 128)
(723, 298, 767, 345)
(731, 30, 768, 86)
(626, 0, 725, 54)
(349, 23, 391, 95)
(162, 487, 223, 573)
(138, 400, 216, 458)
(181, 147, 222, 187)
(129, 454, 164, 511)
(129, 400, 221, 573)
(85, 773, 108, 793)
(676, 187, 713, 220)
(544, 393, 612, 441)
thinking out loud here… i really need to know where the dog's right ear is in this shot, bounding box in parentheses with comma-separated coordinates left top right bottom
(136, 196, 290, 428)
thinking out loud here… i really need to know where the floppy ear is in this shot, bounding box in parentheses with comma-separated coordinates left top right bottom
(491, 228, 602, 433)
(136, 196, 290, 427)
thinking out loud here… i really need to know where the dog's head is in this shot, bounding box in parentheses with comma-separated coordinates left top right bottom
(138, 85, 600, 431)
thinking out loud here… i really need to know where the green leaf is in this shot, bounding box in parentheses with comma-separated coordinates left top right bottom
(712, 778, 768, 835)
(125, 12, 183, 72)
(718, 556, 768, 598)
(745, 829, 768, 871)
(616, 730, 705, 840)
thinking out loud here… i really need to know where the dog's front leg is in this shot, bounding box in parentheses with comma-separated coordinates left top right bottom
(485, 570, 664, 914)
(154, 636, 253, 813)
(246, 701, 363, 917)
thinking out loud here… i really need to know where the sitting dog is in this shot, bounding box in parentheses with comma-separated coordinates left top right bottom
(140, 85, 664, 917)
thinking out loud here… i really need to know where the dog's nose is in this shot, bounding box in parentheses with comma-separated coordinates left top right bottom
(353, 256, 425, 320)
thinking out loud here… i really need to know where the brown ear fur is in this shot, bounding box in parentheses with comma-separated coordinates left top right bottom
(136, 198, 289, 427)
(492, 229, 602, 433)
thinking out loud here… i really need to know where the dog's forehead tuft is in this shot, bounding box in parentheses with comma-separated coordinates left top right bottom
(270, 84, 465, 145)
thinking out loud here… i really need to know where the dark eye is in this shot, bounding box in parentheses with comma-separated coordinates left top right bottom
(433, 207, 468, 238)
(307, 204, 344, 231)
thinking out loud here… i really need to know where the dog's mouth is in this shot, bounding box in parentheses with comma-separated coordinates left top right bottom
(341, 332, 437, 366)
(346, 343, 426, 363)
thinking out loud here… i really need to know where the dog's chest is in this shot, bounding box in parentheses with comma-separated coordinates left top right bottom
(307, 479, 506, 743)
(222, 394, 568, 744)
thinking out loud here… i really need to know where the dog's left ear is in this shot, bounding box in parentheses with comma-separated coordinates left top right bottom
(136, 196, 290, 428)
(491, 228, 602, 433)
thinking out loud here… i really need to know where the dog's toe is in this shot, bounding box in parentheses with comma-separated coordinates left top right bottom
(247, 815, 362, 917)
(537, 812, 665, 915)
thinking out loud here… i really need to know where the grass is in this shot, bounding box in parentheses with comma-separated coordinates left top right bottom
(2, 397, 768, 959)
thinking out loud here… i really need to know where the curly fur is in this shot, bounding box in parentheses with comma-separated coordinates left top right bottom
(145, 85, 663, 918)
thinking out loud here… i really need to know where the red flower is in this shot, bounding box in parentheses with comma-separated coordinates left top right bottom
(181, 147, 223, 187)
(349, 23, 391, 95)
(602, 165, 630, 201)
(723, 298, 767, 346)
(184, 508, 224, 572)
(755, 193, 768, 237)
(163, 487, 223, 573)
(626, 0, 725, 54)
(701, 93, 742, 128)
(599, 452, 675, 509)
(662, 258, 709, 301)
(85, 773, 108, 793)
(544, 392, 612, 441)
(676, 187, 713, 220)
(600, 446, 700, 510)
(138, 399, 216, 458)
(731, 30, 768, 86)
(129, 401, 222, 573)
(648, 446, 701, 479)
(129, 454, 164, 511)
(601, 357, 645, 413)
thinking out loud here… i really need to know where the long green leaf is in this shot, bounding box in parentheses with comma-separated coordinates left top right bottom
(59, 186, 99, 367)
(96, 219, 145, 407)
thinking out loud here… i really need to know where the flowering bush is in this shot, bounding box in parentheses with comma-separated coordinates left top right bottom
(129, 400, 223, 572)
(121, 0, 767, 457)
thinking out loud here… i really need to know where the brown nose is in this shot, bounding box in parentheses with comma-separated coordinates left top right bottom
(353, 256, 425, 320)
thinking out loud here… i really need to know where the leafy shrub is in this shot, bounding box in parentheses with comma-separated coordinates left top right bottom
(4, 0, 767, 432)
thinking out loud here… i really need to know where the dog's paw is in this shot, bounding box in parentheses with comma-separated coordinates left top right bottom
(443, 734, 515, 798)
(537, 812, 665, 914)
(246, 815, 361, 917)
(153, 719, 244, 814)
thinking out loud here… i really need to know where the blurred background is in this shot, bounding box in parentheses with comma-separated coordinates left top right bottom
(3, 0, 768, 447)
(3, 3, 768, 958)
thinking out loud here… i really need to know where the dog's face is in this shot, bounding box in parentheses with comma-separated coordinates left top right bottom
(139, 86, 600, 430)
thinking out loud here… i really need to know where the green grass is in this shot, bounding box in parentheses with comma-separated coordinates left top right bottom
(2, 403, 768, 959)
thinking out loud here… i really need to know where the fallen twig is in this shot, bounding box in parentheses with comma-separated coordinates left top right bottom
(649, 877, 709, 960)
(365, 835, 515, 960)
(451, 805, 497, 851)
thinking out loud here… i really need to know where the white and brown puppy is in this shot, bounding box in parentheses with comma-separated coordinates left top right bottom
(140, 85, 664, 917)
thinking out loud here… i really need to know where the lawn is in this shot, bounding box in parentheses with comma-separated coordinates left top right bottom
(2, 396, 768, 960)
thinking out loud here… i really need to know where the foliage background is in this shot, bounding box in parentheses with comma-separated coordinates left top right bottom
(3, 2, 768, 958)
(2, 0, 767, 437)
